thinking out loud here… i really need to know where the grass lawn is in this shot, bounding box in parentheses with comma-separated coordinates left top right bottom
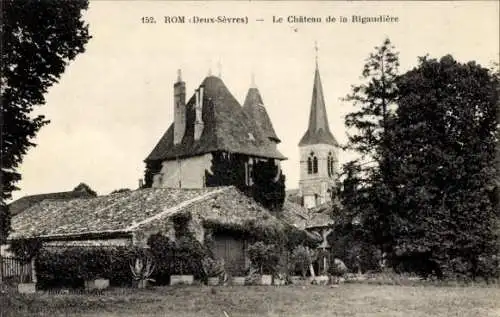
(1, 283, 499, 317)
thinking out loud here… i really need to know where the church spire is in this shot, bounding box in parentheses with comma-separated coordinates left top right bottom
(315, 41, 319, 68)
(298, 44, 338, 146)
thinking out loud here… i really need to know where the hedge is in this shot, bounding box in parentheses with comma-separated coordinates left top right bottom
(36, 246, 139, 289)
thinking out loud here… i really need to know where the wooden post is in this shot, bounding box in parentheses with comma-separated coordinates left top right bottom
(308, 246, 315, 278)
(309, 263, 315, 278)
(323, 249, 327, 275)
(31, 256, 37, 283)
(0, 252, 3, 284)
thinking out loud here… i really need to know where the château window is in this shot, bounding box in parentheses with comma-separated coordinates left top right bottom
(308, 152, 318, 174)
(307, 155, 312, 174)
(328, 152, 335, 177)
(245, 160, 254, 186)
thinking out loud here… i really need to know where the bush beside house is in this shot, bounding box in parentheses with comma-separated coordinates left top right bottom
(36, 246, 137, 289)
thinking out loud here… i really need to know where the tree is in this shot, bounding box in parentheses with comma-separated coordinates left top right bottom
(110, 188, 131, 195)
(1, 1, 91, 246)
(73, 182, 97, 196)
(389, 55, 499, 279)
(344, 38, 400, 160)
(341, 38, 400, 253)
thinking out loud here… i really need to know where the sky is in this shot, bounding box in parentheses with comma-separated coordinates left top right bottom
(12, 1, 499, 201)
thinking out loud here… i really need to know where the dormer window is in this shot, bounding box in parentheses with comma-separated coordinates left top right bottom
(328, 152, 335, 177)
(308, 152, 318, 174)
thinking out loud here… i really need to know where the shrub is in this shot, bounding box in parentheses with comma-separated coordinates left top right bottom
(8, 238, 43, 283)
(248, 241, 280, 275)
(172, 212, 192, 239)
(9, 238, 43, 264)
(327, 223, 381, 273)
(36, 246, 137, 289)
(329, 258, 349, 277)
(291, 245, 315, 277)
(284, 227, 320, 250)
(147, 232, 209, 279)
(173, 235, 206, 276)
(201, 257, 225, 278)
(147, 233, 175, 284)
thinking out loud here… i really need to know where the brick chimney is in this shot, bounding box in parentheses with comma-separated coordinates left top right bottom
(173, 69, 186, 145)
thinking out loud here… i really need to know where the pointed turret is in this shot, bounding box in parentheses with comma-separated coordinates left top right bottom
(298, 62, 337, 146)
(243, 75, 280, 143)
(243, 77, 264, 107)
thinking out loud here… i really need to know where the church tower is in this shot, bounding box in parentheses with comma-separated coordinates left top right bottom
(298, 45, 339, 209)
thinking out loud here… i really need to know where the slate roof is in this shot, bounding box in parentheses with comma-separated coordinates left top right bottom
(146, 76, 285, 162)
(8, 184, 96, 216)
(299, 64, 338, 146)
(242, 87, 280, 143)
(9, 186, 318, 243)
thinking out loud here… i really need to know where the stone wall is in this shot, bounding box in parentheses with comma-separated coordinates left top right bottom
(43, 237, 132, 248)
(153, 153, 213, 189)
(299, 143, 338, 209)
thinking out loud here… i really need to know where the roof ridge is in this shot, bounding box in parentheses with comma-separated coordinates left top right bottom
(126, 187, 231, 231)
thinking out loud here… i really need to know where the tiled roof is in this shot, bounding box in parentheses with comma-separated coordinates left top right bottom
(8, 186, 96, 216)
(146, 76, 285, 162)
(9, 187, 217, 239)
(306, 211, 335, 229)
(306, 202, 335, 229)
(9, 187, 315, 242)
(280, 201, 309, 230)
(299, 65, 338, 146)
(282, 198, 335, 229)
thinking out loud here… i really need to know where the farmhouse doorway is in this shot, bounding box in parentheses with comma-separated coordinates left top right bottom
(212, 234, 247, 276)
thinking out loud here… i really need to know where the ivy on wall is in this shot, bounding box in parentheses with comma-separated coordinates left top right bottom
(205, 151, 285, 212)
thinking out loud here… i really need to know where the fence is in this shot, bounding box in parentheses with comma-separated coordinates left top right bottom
(1, 257, 32, 282)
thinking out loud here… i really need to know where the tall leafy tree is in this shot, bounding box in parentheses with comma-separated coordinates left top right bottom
(341, 38, 400, 252)
(1, 1, 91, 246)
(390, 55, 499, 279)
(344, 38, 400, 161)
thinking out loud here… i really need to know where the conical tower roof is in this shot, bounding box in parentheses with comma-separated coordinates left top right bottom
(243, 79, 280, 143)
